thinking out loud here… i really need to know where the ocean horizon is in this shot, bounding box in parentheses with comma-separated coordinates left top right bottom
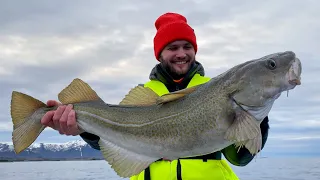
(1, 157, 319, 180)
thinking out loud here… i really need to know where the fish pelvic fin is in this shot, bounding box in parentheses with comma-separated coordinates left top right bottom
(11, 91, 46, 154)
(58, 78, 102, 104)
(98, 139, 158, 178)
(224, 108, 262, 155)
(119, 86, 159, 106)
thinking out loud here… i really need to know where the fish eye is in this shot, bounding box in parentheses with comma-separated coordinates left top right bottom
(267, 59, 277, 70)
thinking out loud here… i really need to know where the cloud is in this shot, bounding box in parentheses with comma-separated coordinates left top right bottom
(0, 0, 319, 157)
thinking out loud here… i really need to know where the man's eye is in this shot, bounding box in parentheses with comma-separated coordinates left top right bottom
(168, 47, 177, 51)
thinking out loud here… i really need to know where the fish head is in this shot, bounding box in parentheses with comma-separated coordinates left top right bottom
(231, 51, 302, 118)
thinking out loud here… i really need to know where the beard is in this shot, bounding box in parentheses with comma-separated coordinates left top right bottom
(159, 55, 195, 80)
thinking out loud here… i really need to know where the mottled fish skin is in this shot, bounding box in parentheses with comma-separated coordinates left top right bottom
(74, 88, 234, 158)
(10, 51, 302, 178)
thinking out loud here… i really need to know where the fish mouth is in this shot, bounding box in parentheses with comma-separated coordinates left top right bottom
(286, 57, 302, 87)
(289, 79, 301, 85)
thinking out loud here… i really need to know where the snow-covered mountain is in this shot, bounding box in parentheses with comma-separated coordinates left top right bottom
(0, 140, 103, 161)
(0, 140, 87, 152)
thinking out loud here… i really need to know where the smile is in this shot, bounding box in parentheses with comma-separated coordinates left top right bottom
(174, 61, 187, 64)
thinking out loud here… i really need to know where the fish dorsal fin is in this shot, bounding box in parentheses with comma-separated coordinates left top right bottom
(119, 86, 160, 106)
(120, 85, 198, 106)
(58, 78, 101, 104)
(98, 139, 158, 178)
(157, 86, 198, 104)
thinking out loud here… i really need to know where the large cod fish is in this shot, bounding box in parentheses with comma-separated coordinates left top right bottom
(11, 51, 302, 177)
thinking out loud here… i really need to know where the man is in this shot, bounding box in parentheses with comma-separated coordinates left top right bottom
(41, 12, 270, 180)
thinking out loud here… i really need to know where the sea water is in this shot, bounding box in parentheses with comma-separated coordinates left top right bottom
(0, 157, 319, 180)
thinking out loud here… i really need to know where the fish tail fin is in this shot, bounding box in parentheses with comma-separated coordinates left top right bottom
(11, 91, 47, 153)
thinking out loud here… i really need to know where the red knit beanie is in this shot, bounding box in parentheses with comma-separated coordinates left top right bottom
(153, 12, 197, 61)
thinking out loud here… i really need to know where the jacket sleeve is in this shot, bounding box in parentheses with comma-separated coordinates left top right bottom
(79, 132, 101, 150)
(222, 116, 270, 166)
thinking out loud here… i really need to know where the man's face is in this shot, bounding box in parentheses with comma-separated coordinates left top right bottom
(159, 40, 196, 79)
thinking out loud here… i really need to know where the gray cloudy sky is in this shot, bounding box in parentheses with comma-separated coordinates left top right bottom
(0, 0, 319, 157)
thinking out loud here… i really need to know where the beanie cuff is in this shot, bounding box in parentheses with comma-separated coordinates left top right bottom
(153, 22, 197, 60)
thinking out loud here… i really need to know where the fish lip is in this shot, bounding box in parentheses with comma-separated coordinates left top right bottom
(289, 79, 301, 85)
(286, 57, 302, 86)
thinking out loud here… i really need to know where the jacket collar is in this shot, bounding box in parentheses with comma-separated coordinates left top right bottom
(148, 61, 206, 92)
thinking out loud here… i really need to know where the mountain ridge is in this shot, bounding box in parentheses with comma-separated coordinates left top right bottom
(0, 140, 103, 161)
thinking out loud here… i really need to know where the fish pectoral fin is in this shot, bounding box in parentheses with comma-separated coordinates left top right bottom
(119, 86, 159, 106)
(98, 139, 158, 178)
(224, 108, 262, 155)
(58, 78, 103, 104)
(157, 86, 198, 104)
(234, 135, 262, 155)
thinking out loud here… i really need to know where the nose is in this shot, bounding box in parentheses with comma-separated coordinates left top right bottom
(175, 48, 187, 59)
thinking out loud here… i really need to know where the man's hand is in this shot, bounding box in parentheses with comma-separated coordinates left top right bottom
(40, 100, 81, 136)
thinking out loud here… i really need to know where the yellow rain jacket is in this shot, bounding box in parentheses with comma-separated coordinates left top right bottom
(130, 73, 239, 180)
